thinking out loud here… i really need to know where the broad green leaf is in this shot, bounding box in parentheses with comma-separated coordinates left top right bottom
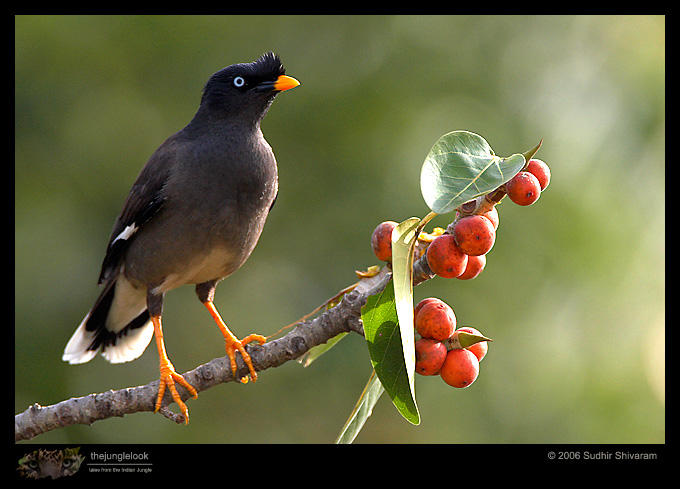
(420, 130, 526, 215)
(335, 370, 384, 444)
(362, 279, 419, 425)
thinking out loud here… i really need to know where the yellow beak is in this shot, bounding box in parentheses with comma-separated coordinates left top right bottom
(273, 74, 300, 92)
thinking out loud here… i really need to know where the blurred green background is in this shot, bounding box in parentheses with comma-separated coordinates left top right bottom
(15, 15, 664, 444)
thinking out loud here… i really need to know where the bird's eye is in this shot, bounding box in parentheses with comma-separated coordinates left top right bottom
(233, 76, 245, 88)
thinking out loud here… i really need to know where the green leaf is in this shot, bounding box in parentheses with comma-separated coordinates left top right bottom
(335, 370, 385, 444)
(420, 130, 527, 214)
(389, 215, 437, 385)
(298, 332, 347, 367)
(457, 331, 493, 348)
(390, 218, 421, 393)
(521, 139, 543, 165)
(362, 278, 419, 425)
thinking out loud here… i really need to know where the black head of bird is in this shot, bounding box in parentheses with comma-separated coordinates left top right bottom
(198, 52, 299, 125)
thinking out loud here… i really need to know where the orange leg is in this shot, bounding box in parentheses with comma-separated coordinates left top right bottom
(202, 301, 266, 382)
(151, 315, 198, 423)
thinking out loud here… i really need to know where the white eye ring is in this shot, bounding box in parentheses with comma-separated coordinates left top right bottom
(233, 76, 245, 88)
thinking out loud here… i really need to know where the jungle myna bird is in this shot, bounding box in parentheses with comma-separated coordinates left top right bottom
(63, 52, 300, 422)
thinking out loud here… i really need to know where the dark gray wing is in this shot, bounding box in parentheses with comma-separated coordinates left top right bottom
(98, 140, 178, 284)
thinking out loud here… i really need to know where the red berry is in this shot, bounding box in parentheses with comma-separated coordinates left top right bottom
(414, 297, 446, 320)
(526, 158, 550, 190)
(439, 348, 479, 388)
(415, 338, 448, 376)
(453, 215, 496, 256)
(455, 326, 488, 362)
(506, 171, 541, 206)
(371, 221, 398, 261)
(456, 254, 486, 280)
(426, 234, 468, 278)
(415, 300, 456, 341)
(483, 207, 499, 230)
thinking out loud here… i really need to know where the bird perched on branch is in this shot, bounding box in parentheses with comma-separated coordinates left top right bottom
(63, 52, 300, 422)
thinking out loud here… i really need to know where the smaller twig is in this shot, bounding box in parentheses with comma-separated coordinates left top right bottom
(265, 282, 359, 341)
(158, 406, 186, 424)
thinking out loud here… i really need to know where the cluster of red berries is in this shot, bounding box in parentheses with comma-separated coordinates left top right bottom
(368, 159, 550, 388)
(413, 298, 488, 388)
(370, 158, 551, 282)
(505, 158, 550, 206)
(427, 158, 550, 280)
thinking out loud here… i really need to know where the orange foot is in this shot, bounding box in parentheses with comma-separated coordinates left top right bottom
(203, 301, 266, 382)
(155, 359, 198, 423)
(224, 332, 267, 382)
(151, 315, 198, 423)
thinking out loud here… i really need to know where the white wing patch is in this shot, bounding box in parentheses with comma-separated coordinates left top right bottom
(111, 223, 138, 245)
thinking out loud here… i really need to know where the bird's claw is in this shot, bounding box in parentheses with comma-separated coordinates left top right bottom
(225, 333, 266, 382)
(155, 361, 198, 424)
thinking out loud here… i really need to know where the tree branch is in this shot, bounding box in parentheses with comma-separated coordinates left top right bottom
(15, 221, 445, 443)
(14, 268, 394, 442)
